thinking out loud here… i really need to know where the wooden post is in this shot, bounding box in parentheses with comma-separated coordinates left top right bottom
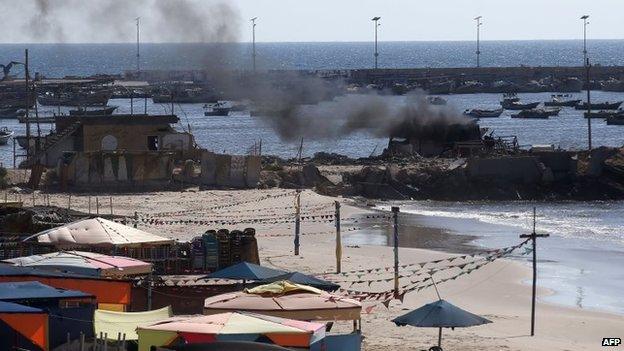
(134, 211, 138, 228)
(67, 194, 71, 210)
(147, 271, 153, 310)
(88, 196, 92, 214)
(96, 197, 100, 215)
(109, 196, 113, 215)
(335, 201, 342, 273)
(120, 333, 126, 351)
(585, 58, 592, 151)
(519, 207, 549, 337)
(80, 332, 85, 351)
(104, 333, 108, 351)
(32, 192, 35, 206)
(294, 189, 301, 256)
(392, 206, 400, 297)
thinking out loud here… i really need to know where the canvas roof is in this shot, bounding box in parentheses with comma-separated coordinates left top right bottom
(4, 251, 152, 277)
(260, 272, 340, 291)
(204, 281, 361, 321)
(0, 281, 93, 301)
(0, 301, 44, 314)
(26, 217, 173, 248)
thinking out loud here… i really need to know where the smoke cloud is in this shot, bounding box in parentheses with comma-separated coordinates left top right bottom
(1, 0, 241, 43)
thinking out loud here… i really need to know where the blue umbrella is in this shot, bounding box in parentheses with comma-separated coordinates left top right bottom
(392, 299, 492, 348)
(204, 262, 287, 282)
(260, 272, 340, 291)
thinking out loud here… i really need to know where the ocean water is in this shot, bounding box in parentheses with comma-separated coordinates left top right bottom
(0, 40, 624, 77)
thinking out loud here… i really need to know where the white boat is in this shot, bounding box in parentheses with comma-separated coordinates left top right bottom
(0, 127, 14, 145)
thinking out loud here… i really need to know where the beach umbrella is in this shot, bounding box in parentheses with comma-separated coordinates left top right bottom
(260, 272, 340, 291)
(392, 299, 492, 348)
(204, 262, 287, 282)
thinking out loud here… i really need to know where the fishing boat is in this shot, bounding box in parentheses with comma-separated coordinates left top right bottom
(543, 107, 562, 116)
(575, 101, 623, 110)
(0, 107, 25, 119)
(510, 109, 551, 119)
(544, 94, 582, 107)
(584, 110, 623, 119)
(502, 101, 541, 110)
(204, 101, 232, 116)
(463, 108, 504, 118)
(607, 115, 624, 125)
(69, 105, 118, 116)
(38, 90, 111, 107)
(0, 127, 13, 145)
(501, 92, 520, 103)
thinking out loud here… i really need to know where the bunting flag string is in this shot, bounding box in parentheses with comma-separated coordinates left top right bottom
(142, 190, 299, 218)
(155, 203, 334, 218)
(257, 227, 362, 238)
(137, 213, 337, 227)
(326, 239, 530, 277)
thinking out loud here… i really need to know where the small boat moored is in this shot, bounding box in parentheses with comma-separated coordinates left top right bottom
(510, 109, 551, 119)
(544, 94, 581, 107)
(427, 96, 447, 105)
(584, 110, 624, 119)
(575, 101, 624, 110)
(464, 108, 504, 118)
(69, 105, 118, 116)
(0, 127, 14, 145)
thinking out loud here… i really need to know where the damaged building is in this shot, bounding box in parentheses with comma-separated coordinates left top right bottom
(28, 115, 194, 188)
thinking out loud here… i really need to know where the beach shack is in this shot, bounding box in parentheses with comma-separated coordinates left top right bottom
(0, 264, 134, 312)
(0, 301, 48, 351)
(203, 281, 362, 351)
(136, 312, 326, 351)
(0, 281, 96, 349)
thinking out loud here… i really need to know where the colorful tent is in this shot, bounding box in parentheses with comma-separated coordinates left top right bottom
(94, 306, 172, 340)
(24, 217, 173, 248)
(0, 264, 133, 310)
(0, 281, 93, 301)
(137, 312, 326, 351)
(4, 251, 152, 278)
(204, 262, 287, 281)
(0, 301, 48, 351)
(203, 281, 361, 321)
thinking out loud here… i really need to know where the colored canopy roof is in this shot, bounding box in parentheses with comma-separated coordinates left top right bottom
(26, 217, 173, 248)
(260, 272, 340, 291)
(168, 341, 292, 351)
(138, 312, 325, 349)
(0, 301, 44, 314)
(392, 299, 492, 328)
(4, 251, 152, 277)
(95, 306, 172, 340)
(204, 281, 361, 321)
(0, 281, 93, 301)
(0, 263, 93, 279)
(205, 262, 287, 281)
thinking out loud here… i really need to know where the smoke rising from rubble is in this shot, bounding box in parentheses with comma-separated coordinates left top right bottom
(2, 0, 241, 43)
(254, 85, 473, 142)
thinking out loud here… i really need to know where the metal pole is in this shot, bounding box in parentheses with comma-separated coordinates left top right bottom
(109, 196, 113, 215)
(24, 49, 30, 161)
(438, 327, 442, 348)
(475, 16, 482, 68)
(251, 17, 257, 71)
(335, 201, 342, 273)
(583, 18, 587, 65)
(519, 207, 549, 337)
(372, 18, 380, 69)
(586, 58, 592, 151)
(134, 211, 138, 228)
(136, 17, 140, 73)
(294, 189, 301, 255)
(392, 206, 399, 296)
(96, 197, 100, 215)
(147, 271, 153, 310)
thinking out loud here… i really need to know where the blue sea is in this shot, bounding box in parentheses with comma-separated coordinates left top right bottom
(1, 40, 624, 315)
(0, 40, 624, 76)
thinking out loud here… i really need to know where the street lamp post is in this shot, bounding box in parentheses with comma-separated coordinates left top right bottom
(251, 17, 258, 71)
(372, 17, 381, 69)
(581, 15, 589, 65)
(474, 16, 483, 67)
(135, 17, 140, 73)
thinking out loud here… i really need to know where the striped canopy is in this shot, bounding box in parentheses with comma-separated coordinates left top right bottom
(4, 251, 152, 277)
(137, 312, 326, 351)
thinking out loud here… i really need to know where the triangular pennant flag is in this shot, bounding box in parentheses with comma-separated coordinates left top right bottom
(382, 299, 391, 308)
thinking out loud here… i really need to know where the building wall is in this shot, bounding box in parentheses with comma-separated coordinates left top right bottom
(82, 124, 173, 152)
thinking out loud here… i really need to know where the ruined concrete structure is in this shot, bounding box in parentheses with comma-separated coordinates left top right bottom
(200, 151, 261, 188)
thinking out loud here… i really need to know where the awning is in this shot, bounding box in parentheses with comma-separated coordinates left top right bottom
(94, 306, 172, 340)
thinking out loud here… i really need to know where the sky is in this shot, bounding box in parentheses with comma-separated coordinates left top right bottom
(0, 0, 621, 43)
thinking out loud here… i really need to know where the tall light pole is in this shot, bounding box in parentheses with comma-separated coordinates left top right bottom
(372, 17, 381, 69)
(135, 17, 141, 73)
(474, 16, 483, 67)
(581, 15, 589, 65)
(251, 17, 258, 71)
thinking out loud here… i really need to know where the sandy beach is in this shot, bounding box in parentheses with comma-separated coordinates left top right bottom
(22, 188, 624, 351)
